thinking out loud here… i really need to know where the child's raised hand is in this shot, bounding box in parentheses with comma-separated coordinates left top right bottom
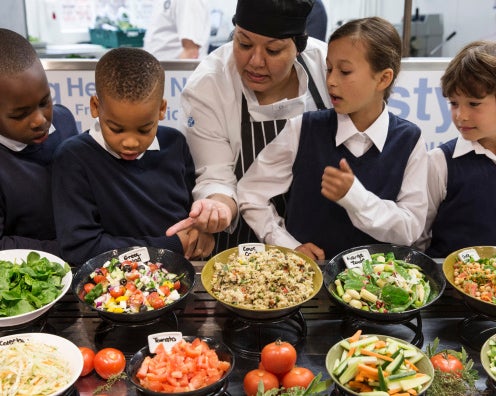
(321, 158, 355, 202)
(166, 198, 232, 236)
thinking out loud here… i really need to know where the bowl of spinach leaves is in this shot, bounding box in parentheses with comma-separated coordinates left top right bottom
(323, 244, 445, 322)
(0, 249, 72, 327)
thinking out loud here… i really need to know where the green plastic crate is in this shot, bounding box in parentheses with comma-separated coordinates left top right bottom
(89, 28, 145, 48)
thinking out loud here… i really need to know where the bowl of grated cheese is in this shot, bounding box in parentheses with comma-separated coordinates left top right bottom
(0, 332, 83, 395)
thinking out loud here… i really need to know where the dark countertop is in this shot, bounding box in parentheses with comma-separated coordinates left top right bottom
(3, 261, 495, 395)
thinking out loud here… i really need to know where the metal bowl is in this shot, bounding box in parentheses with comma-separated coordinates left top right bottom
(201, 245, 323, 320)
(72, 246, 195, 323)
(324, 244, 446, 322)
(443, 246, 496, 318)
(325, 333, 434, 395)
(0, 249, 72, 328)
(127, 336, 235, 395)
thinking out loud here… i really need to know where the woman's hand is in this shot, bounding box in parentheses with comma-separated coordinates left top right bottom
(176, 228, 215, 259)
(295, 243, 325, 260)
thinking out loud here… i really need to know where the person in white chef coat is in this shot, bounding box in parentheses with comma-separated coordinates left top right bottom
(144, 0, 211, 60)
(166, 0, 330, 254)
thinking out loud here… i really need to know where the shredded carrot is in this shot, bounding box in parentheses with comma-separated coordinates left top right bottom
(360, 348, 394, 362)
(348, 329, 362, 342)
(347, 380, 373, 392)
(374, 340, 387, 349)
(357, 363, 380, 379)
(405, 360, 420, 372)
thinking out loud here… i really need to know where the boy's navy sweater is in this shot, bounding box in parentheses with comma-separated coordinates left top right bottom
(427, 138, 496, 257)
(0, 104, 78, 255)
(52, 126, 195, 266)
(286, 109, 421, 259)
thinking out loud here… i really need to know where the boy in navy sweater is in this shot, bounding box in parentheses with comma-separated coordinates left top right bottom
(52, 48, 214, 266)
(0, 28, 78, 255)
(417, 41, 496, 257)
(238, 17, 428, 260)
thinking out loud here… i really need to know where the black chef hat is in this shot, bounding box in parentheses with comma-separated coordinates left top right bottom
(233, 0, 315, 39)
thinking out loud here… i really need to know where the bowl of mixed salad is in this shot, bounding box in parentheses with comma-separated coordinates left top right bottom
(201, 244, 323, 320)
(127, 335, 234, 395)
(481, 333, 496, 382)
(324, 244, 445, 322)
(72, 246, 196, 323)
(443, 246, 496, 318)
(0, 249, 71, 328)
(0, 332, 83, 395)
(326, 331, 434, 395)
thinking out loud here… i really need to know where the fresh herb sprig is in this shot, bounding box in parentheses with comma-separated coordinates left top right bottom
(425, 338, 479, 396)
(258, 373, 332, 396)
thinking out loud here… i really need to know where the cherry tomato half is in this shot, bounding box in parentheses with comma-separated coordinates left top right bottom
(243, 369, 279, 396)
(79, 346, 96, 376)
(281, 366, 315, 390)
(93, 348, 126, 379)
(83, 283, 95, 294)
(260, 340, 297, 374)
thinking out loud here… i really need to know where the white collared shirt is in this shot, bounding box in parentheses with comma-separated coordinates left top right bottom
(0, 124, 55, 151)
(88, 120, 160, 159)
(238, 106, 428, 251)
(416, 137, 496, 251)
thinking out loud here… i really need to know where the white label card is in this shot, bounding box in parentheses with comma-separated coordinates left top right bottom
(457, 248, 480, 262)
(238, 243, 265, 257)
(118, 247, 151, 263)
(343, 249, 372, 268)
(148, 332, 183, 354)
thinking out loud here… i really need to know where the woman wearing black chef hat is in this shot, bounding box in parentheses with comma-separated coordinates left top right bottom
(166, 0, 330, 258)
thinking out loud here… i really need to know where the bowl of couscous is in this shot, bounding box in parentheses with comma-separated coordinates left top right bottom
(201, 245, 323, 320)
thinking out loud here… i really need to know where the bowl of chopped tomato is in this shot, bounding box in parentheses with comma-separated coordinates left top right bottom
(127, 336, 234, 395)
(443, 246, 496, 318)
(72, 246, 195, 323)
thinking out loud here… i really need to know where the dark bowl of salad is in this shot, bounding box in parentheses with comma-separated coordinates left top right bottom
(323, 244, 445, 322)
(72, 246, 196, 323)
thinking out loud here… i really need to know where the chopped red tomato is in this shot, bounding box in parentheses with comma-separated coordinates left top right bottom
(136, 338, 230, 393)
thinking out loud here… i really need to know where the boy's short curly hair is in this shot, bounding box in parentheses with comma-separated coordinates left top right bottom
(441, 40, 496, 99)
(0, 28, 39, 75)
(95, 47, 165, 102)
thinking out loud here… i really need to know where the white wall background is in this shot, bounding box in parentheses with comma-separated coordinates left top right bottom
(10, 0, 496, 57)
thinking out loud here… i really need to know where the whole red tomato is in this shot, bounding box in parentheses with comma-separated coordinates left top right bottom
(430, 352, 463, 376)
(281, 366, 315, 389)
(243, 369, 279, 396)
(260, 340, 297, 374)
(93, 348, 126, 379)
(79, 346, 96, 376)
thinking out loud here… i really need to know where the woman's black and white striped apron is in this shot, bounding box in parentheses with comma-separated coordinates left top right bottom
(214, 57, 327, 253)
